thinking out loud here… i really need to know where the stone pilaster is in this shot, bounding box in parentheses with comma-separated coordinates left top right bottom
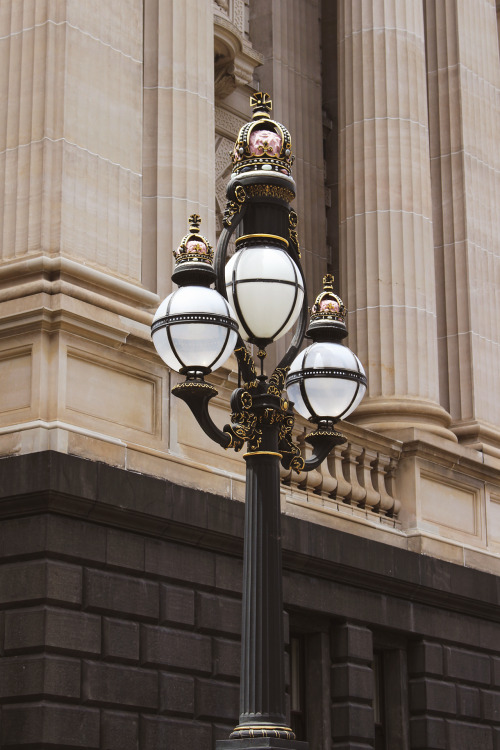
(337, 1, 454, 440)
(143, 0, 216, 298)
(331, 623, 374, 749)
(424, 0, 500, 456)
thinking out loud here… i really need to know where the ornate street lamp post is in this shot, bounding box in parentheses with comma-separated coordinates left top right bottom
(152, 93, 366, 750)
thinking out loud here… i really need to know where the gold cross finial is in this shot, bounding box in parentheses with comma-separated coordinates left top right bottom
(188, 214, 202, 232)
(323, 274, 335, 291)
(250, 92, 273, 119)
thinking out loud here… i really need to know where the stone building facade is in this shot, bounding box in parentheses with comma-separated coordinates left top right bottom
(0, 1, 499, 749)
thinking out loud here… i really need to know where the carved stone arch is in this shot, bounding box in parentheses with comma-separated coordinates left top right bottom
(214, 5, 263, 98)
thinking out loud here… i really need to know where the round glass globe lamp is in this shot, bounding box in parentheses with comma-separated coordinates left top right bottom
(224, 236, 304, 346)
(286, 341, 366, 422)
(152, 286, 238, 376)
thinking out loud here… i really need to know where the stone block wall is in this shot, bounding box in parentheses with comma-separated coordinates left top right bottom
(408, 640, 500, 749)
(0, 513, 243, 748)
(0, 452, 499, 749)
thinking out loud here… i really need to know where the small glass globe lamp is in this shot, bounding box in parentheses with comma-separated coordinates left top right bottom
(286, 275, 366, 425)
(152, 215, 238, 379)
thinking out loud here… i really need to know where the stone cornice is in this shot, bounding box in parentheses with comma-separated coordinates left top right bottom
(0, 254, 159, 331)
(0, 254, 159, 310)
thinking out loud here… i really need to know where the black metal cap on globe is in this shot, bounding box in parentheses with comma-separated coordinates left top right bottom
(306, 273, 348, 341)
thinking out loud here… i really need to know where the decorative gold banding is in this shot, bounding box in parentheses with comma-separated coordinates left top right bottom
(235, 233, 289, 247)
(243, 451, 283, 459)
(232, 725, 294, 733)
(231, 725, 295, 740)
(245, 184, 295, 202)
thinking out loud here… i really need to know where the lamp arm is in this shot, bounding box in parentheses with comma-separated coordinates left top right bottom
(171, 380, 232, 450)
(273, 270, 309, 376)
(302, 421, 346, 471)
(214, 182, 248, 298)
(301, 436, 340, 472)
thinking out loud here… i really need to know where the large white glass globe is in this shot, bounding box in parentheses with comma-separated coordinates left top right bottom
(152, 286, 238, 374)
(286, 341, 366, 421)
(225, 243, 304, 344)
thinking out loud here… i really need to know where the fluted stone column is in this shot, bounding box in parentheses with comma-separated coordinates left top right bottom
(0, 1, 143, 276)
(337, 0, 454, 440)
(425, 0, 500, 456)
(143, 0, 216, 298)
(0, 2, 65, 259)
(0, 1, 164, 468)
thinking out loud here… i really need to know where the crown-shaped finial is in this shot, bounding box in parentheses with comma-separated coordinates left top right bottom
(307, 274, 348, 340)
(173, 215, 213, 267)
(230, 93, 293, 176)
(250, 92, 273, 120)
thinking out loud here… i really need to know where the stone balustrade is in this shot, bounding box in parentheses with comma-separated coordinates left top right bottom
(280, 420, 402, 528)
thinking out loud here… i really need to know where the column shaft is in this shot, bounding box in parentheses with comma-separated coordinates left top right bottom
(425, 0, 500, 455)
(338, 0, 453, 439)
(143, 0, 216, 297)
(249, 0, 327, 366)
(238, 445, 287, 730)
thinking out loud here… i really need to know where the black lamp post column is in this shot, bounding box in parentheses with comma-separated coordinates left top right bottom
(236, 406, 288, 736)
(218, 392, 308, 750)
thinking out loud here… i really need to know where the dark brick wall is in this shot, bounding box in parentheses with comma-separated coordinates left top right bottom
(0, 452, 499, 750)
(0, 514, 241, 749)
(408, 640, 500, 749)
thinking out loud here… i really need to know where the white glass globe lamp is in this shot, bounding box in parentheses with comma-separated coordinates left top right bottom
(286, 275, 366, 424)
(152, 215, 239, 379)
(225, 234, 304, 347)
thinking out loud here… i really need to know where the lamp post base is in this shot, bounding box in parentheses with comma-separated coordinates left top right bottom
(217, 738, 309, 750)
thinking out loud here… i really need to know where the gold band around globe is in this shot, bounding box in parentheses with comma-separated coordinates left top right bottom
(235, 233, 289, 248)
(243, 451, 283, 459)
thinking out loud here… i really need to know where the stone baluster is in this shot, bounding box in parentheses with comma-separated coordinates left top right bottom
(342, 444, 366, 507)
(279, 463, 292, 486)
(385, 458, 401, 516)
(319, 460, 338, 499)
(371, 453, 396, 516)
(327, 445, 351, 501)
(298, 441, 324, 494)
(356, 448, 380, 512)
